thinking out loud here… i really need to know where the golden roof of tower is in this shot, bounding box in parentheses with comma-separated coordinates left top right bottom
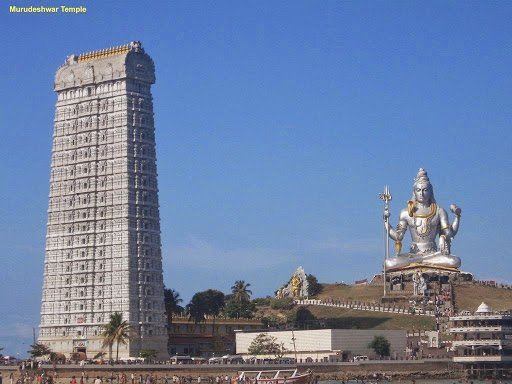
(77, 44, 130, 63)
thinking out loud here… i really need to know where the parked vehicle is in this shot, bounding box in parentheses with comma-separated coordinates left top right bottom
(208, 357, 222, 364)
(170, 355, 193, 364)
(276, 357, 295, 364)
(224, 355, 244, 364)
(191, 357, 206, 365)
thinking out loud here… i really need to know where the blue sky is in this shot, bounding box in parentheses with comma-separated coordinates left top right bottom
(1, 1, 511, 357)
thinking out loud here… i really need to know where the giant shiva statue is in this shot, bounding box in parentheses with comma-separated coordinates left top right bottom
(383, 168, 462, 271)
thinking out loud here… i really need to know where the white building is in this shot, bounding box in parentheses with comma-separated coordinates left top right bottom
(236, 329, 407, 361)
(450, 302, 512, 363)
(38, 42, 168, 359)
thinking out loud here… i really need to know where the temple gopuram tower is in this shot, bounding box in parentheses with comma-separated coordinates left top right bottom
(39, 42, 168, 359)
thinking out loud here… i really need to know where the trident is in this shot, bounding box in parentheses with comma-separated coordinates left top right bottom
(379, 185, 392, 296)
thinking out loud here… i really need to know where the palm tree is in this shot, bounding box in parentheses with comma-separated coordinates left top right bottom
(231, 280, 252, 318)
(101, 312, 135, 361)
(164, 288, 184, 327)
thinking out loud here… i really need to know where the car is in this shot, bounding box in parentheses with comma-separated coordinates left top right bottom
(246, 357, 259, 364)
(277, 357, 295, 364)
(208, 357, 222, 364)
(227, 356, 244, 364)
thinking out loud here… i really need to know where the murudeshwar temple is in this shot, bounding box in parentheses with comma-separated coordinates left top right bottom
(38, 42, 168, 359)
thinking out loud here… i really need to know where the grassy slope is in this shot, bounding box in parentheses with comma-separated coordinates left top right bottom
(256, 283, 510, 332)
(308, 305, 436, 330)
(313, 284, 435, 330)
(318, 283, 384, 302)
(453, 285, 512, 311)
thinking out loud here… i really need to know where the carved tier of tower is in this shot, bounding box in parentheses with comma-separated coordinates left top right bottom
(39, 42, 168, 359)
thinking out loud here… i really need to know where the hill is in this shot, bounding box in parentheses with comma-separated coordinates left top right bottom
(318, 283, 383, 302)
(254, 281, 511, 332)
(317, 282, 512, 312)
(307, 304, 436, 330)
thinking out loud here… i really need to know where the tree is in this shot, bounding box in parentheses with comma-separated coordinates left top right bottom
(223, 298, 256, 319)
(288, 307, 315, 329)
(230, 280, 253, 318)
(27, 343, 52, 359)
(367, 335, 391, 357)
(164, 288, 184, 327)
(187, 290, 225, 324)
(247, 333, 287, 357)
(306, 274, 322, 296)
(101, 312, 135, 361)
(269, 297, 294, 310)
(139, 349, 158, 361)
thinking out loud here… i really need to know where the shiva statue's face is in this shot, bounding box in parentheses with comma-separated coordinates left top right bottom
(414, 183, 432, 204)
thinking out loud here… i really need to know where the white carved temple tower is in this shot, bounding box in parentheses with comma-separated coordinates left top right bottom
(39, 42, 168, 359)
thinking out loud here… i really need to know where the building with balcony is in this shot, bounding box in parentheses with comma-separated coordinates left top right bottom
(449, 302, 512, 378)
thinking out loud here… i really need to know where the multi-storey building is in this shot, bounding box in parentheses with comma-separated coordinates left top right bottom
(450, 302, 512, 362)
(38, 42, 168, 359)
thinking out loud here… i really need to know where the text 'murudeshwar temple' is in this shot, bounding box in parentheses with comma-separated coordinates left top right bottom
(39, 42, 168, 358)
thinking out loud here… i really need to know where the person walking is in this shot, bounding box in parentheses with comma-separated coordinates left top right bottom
(94, 377, 102, 384)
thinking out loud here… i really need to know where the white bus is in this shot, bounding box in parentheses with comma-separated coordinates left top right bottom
(170, 355, 193, 364)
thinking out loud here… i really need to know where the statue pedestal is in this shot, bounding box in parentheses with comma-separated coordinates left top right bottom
(374, 267, 473, 309)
